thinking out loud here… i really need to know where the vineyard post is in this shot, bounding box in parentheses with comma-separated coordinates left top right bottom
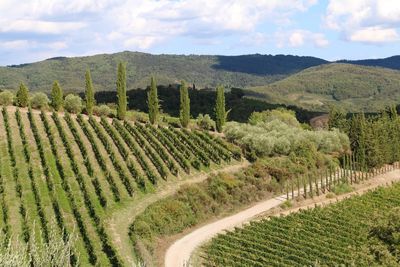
(320, 174, 324, 193)
(328, 168, 332, 190)
(291, 180, 294, 200)
(297, 177, 300, 200)
(286, 181, 289, 200)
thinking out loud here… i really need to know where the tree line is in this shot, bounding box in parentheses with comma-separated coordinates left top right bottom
(0, 62, 228, 132)
(329, 106, 400, 169)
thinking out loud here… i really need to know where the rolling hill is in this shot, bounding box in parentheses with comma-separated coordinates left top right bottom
(249, 63, 400, 112)
(0, 106, 241, 266)
(0, 52, 327, 92)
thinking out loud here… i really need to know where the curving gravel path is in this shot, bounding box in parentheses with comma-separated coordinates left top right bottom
(165, 168, 400, 267)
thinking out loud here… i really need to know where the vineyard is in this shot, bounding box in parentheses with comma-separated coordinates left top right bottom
(203, 181, 400, 266)
(0, 107, 239, 266)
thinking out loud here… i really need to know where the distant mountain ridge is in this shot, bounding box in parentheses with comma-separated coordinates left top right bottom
(249, 63, 400, 112)
(1, 51, 399, 93)
(0, 52, 327, 92)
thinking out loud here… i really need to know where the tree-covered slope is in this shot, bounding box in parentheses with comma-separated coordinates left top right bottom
(0, 52, 327, 92)
(250, 63, 400, 112)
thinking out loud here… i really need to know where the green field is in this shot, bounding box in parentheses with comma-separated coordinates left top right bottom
(0, 107, 239, 266)
(203, 182, 400, 266)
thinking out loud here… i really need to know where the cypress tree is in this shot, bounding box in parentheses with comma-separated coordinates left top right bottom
(148, 76, 159, 125)
(215, 85, 226, 133)
(16, 83, 29, 107)
(179, 80, 190, 128)
(328, 106, 347, 132)
(51, 81, 63, 111)
(116, 62, 127, 120)
(85, 69, 95, 115)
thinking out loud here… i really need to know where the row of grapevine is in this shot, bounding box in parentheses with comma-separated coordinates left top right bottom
(74, 114, 121, 202)
(182, 128, 222, 164)
(168, 127, 210, 167)
(124, 121, 169, 179)
(52, 113, 107, 208)
(0, 111, 10, 242)
(99, 117, 146, 190)
(15, 109, 50, 243)
(39, 111, 98, 265)
(112, 119, 158, 185)
(146, 125, 191, 173)
(202, 131, 242, 160)
(27, 109, 77, 265)
(135, 123, 179, 176)
(2, 108, 31, 242)
(50, 112, 123, 266)
(158, 127, 202, 169)
(204, 181, 400, 266)
(87, 116, 134, 196)
(193, 131, 233, 161)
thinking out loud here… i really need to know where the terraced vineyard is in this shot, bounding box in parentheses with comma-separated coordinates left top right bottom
(203, 182, 400, 266)
(0, 107, 239, 266)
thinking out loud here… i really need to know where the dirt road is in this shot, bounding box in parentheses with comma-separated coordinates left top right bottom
(105, 161, 249, 266)
(165, 168, 400, 267)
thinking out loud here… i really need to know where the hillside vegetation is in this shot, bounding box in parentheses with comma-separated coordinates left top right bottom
(0, 53, 327, 92)
(0, 107, 239, 266)
(203, 182, 400, 266)
(250, 63, 400, 112)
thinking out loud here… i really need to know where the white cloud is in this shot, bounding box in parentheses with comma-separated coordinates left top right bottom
(0, 40, 32, 50)
(350, 26, 399, 43)
(0, 20, 85, 34)
(105, 0, 318, 49)
(48, 41, 68, 50)
(276, 30, 329, 47)
(325, 0, 400, 44)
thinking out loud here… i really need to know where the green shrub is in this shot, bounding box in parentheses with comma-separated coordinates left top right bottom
(30, 93, 49, 109)
(64, 94, 83, 114)
(248, 108, 300, 127)
(93, 104, 111, 117)
(196, 114, 215, 130)
(0, 90, 14, 106)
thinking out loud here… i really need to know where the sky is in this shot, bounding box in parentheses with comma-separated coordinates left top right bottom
(0, 0, 400, 66)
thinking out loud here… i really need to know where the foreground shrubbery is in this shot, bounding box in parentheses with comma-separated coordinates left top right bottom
(225, 109, 349, 159)
(129, 149, 337, 265)
(0, 225, 77, 267)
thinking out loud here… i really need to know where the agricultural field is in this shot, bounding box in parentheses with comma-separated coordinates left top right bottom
(202, 181, 400, 266)
(0, 106, 240, 266)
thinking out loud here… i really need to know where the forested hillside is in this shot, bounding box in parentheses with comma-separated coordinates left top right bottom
(250, 63, 400, 112)
(0, 52, 326, 92)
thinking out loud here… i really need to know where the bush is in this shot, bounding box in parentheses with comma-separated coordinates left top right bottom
(0, 91, 14, 106)
(30, 93, 49, 109)
(248, 108, 300, 127)
(196, 114, 215, 130)
(64, 94, 83, 114)
(224, 120, 349, 158)
(93, 104, 111, 117)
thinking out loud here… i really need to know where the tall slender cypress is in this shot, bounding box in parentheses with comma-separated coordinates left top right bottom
(16, 83, 29, 107)
(116, 62, 127, 120)
(179, 80, 190, 128)
(51, 81, 63, 111)
(148, 76, 159, 125)
(85, 69, 95, 115)
(215, 85, 226, 132)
